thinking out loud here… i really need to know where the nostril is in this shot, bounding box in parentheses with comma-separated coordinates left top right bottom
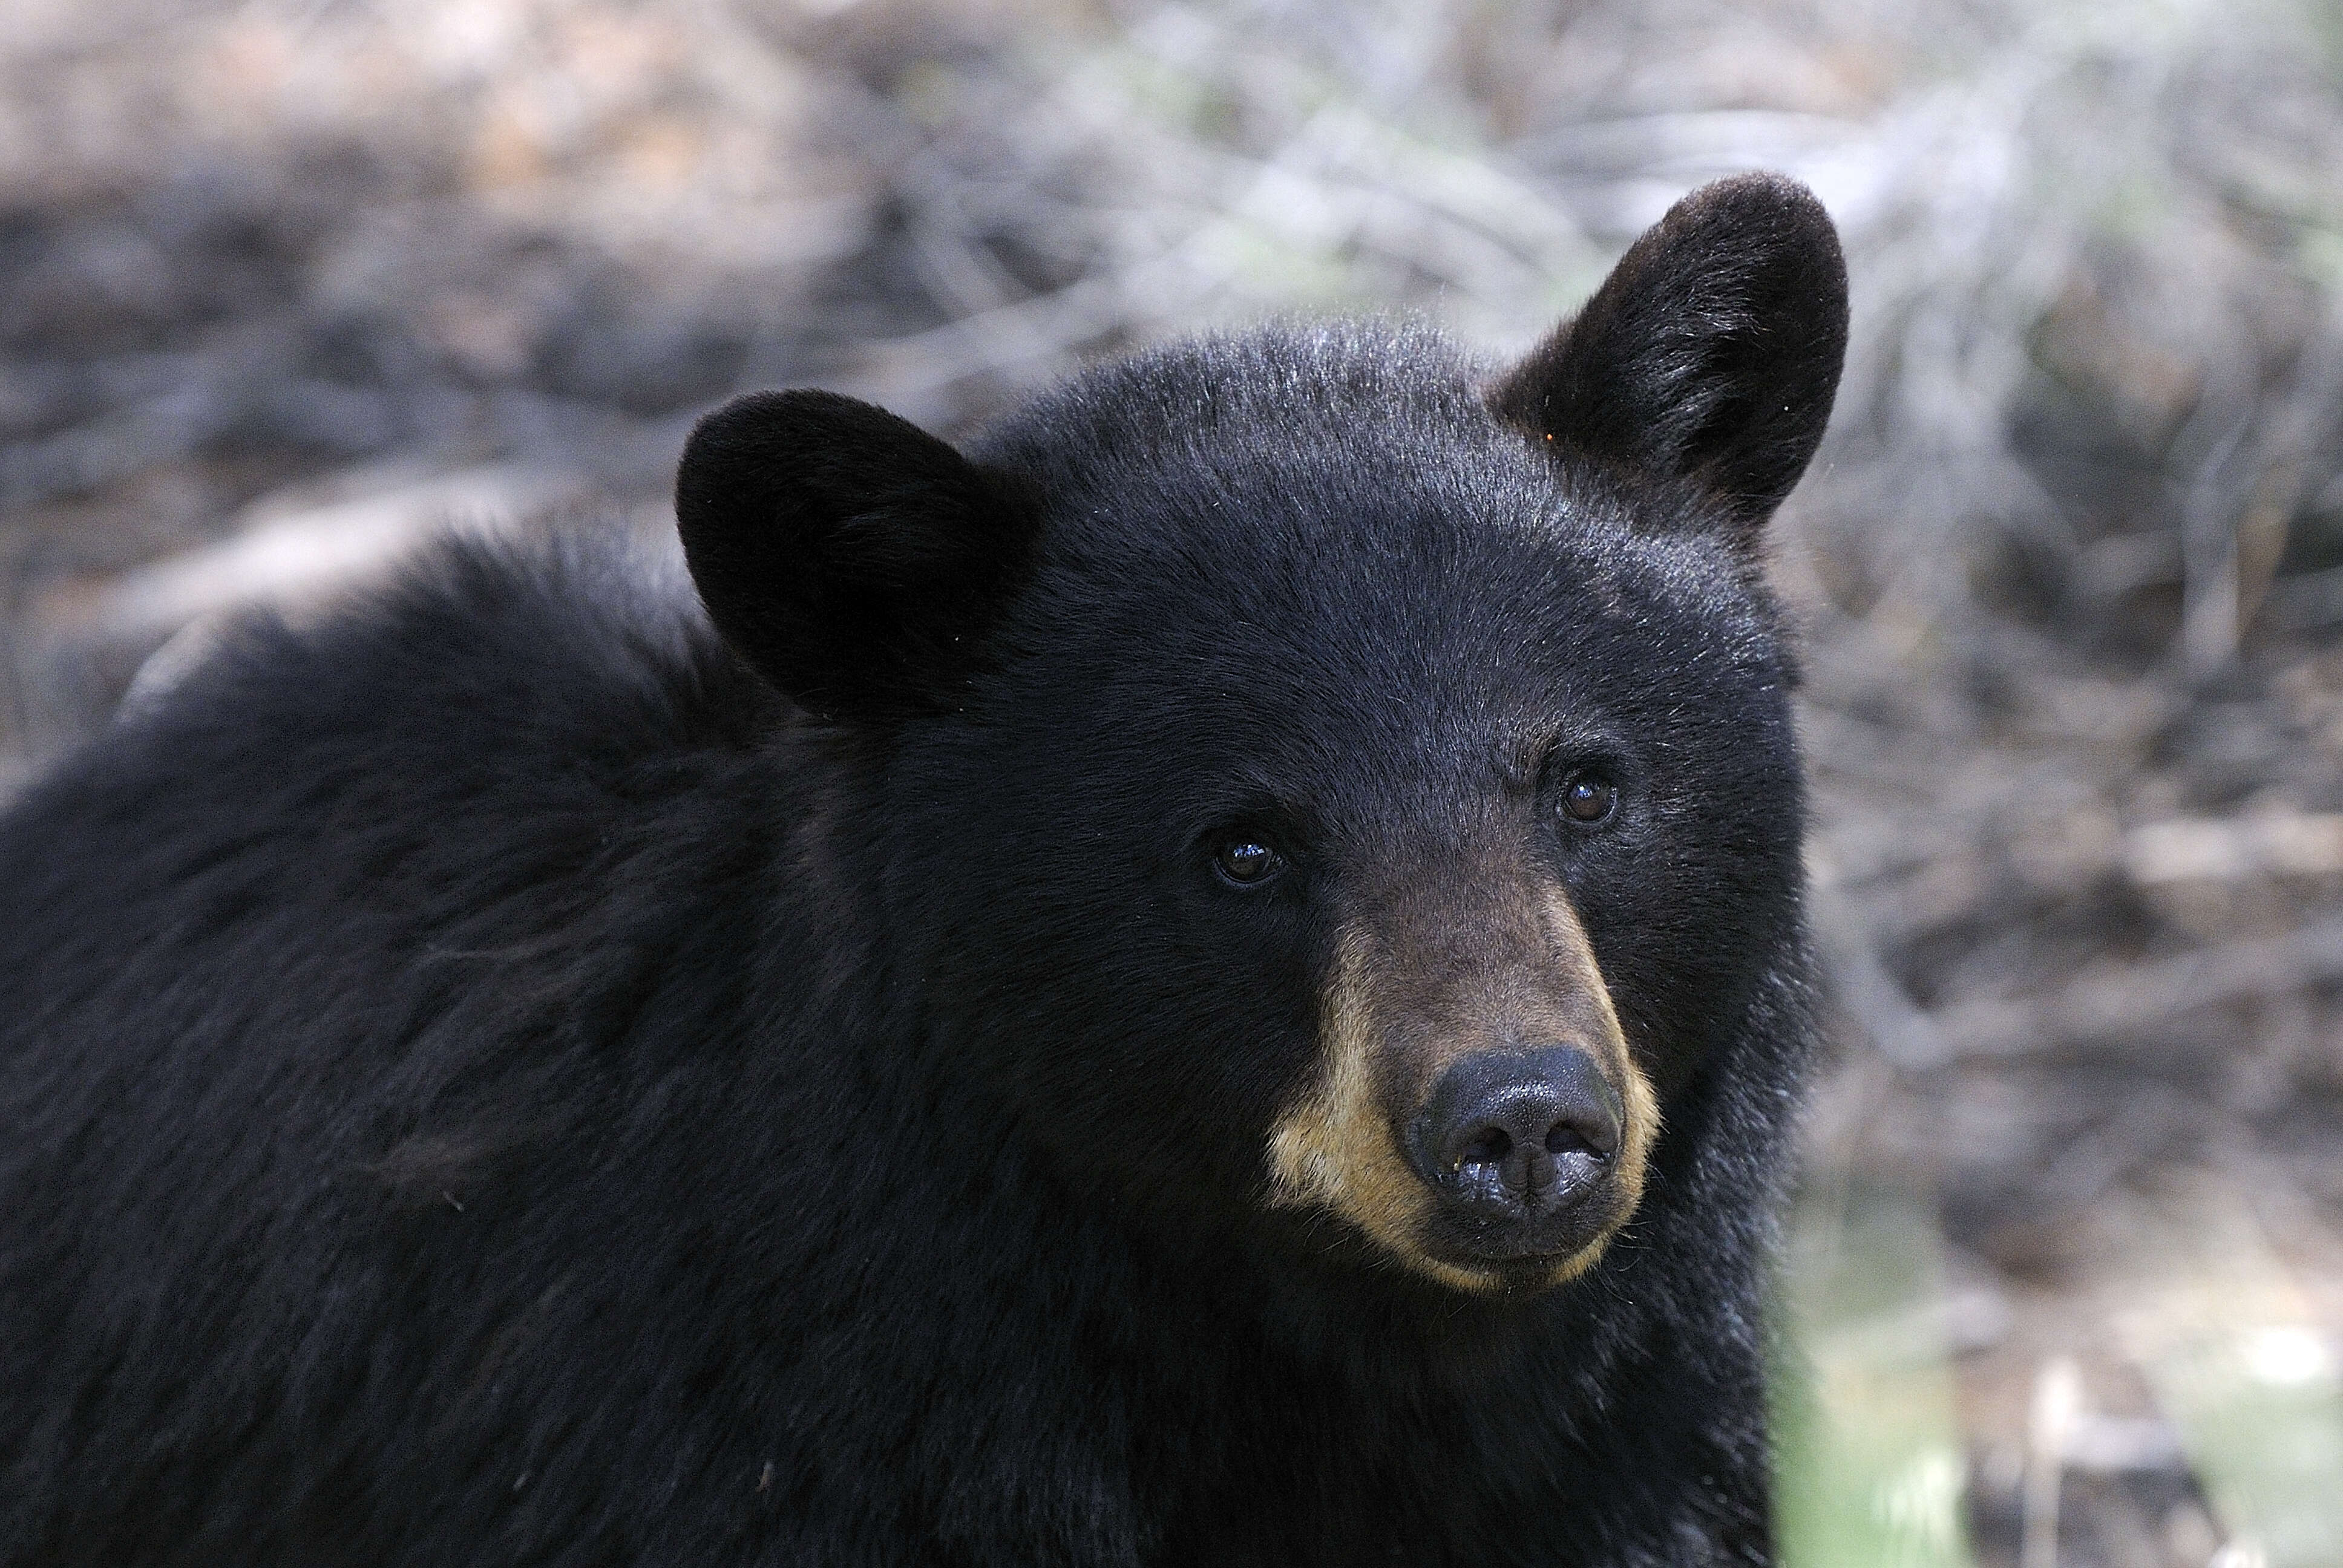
(1544, 1121, 1604, 1160)
(1458, 1128, 1513, 1169)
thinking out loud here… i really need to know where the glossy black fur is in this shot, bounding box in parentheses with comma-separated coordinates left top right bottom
(1490, 173, 1849, 540)
(0, 175, 1844, 1566)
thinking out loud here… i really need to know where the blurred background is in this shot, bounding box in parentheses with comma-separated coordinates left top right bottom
(2, 0, 2341, 1562)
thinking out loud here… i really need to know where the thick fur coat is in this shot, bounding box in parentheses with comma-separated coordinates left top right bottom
(0, 174, 1847, 1566)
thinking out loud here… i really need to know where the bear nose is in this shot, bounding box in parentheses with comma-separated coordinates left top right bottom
(1409, 1047, 1622, 1212)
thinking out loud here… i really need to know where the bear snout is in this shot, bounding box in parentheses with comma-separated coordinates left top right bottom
(1404, 1046, 1625, 1259)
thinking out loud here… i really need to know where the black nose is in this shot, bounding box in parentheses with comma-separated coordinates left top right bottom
(1409, 1047, 1622, 1217)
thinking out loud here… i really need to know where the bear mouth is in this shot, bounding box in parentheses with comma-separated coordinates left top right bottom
(1410, 1161, 1628, 1273)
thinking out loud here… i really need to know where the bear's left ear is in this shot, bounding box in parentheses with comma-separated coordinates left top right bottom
(1490, 172, 1848, 541)
(675, 389, 1037, 724)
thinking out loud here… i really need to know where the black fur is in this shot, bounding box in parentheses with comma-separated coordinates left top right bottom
(0, 176, 1846, 1566)
(1491, 172, 1848, 541)
(675, 388, 1038, 721)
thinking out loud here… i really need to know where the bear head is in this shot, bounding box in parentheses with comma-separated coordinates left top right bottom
(675, 174, 1847, 1299)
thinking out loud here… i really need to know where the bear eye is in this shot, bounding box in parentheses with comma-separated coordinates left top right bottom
(1213, 835, 1285, 886)
(1556, 769, 1619, 826)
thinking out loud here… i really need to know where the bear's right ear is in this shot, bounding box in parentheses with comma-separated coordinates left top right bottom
(1490, 173, 1848, 544)
(675, 390, 1035, 724)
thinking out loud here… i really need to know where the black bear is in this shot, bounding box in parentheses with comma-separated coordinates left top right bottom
(0, 173, 1846, 1566)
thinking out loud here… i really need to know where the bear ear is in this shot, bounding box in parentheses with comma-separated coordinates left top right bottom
(1490, 172, 1849, 541)
(675, 390, 1035, 723)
